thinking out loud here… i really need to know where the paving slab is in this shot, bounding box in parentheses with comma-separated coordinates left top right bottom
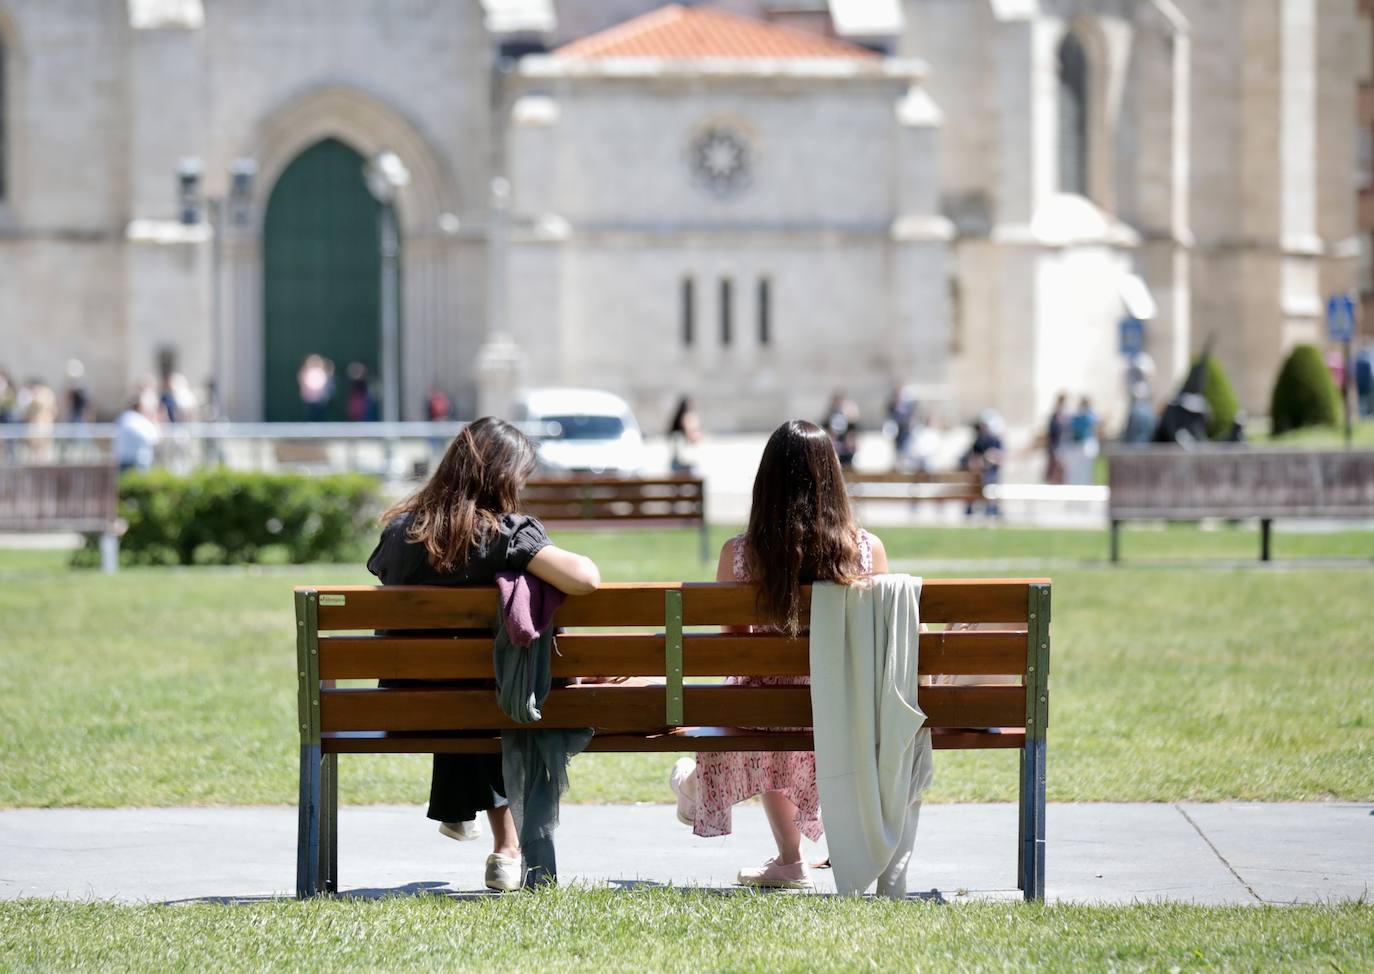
(0, 803, 1368, 906)
(1176, 803, 1374, 903)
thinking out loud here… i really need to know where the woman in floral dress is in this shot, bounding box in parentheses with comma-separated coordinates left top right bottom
(673, 419, 888, 890)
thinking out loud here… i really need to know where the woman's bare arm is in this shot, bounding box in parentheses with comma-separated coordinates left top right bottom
(717, 538, 751, 635)
(528, 545, 601, 595)
(867, 533, 890, 574)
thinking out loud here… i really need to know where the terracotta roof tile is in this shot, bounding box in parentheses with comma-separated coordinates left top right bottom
(554, 4, 879, 61)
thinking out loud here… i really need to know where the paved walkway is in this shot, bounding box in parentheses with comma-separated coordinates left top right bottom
(1, 803, 1369, 905)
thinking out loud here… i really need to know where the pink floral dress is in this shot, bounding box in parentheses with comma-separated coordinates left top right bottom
(692, 530, 874, 840)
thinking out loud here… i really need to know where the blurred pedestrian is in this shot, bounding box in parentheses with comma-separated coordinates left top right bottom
(908, 411, 937, 474)
(64, 359, 92, 423)
(298, 354, 334, 421)
(1065, 396, 1100, 485)
(885, 385, 915, 471)
(0, 369, 17, 424)
(668, 395, 702, 474)
(346, 361, 376, 422)
(425, 385, 452, 422)
(159, 371, 200, 424)
(822, 391, 860, 469)
(961, 413, 1003, 518)
(1356, 342, 1373, 418)
(1043, 392, 1069, 484)
(114, 386, 162, 472)
(1120, 351, 1156, 444)
(0, 369, 15, 461)
(22, 381, 58, 462)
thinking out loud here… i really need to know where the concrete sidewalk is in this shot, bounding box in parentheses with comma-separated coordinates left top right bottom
(1, 802, 1369, 905)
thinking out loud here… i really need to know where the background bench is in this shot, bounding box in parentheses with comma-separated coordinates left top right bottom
(1108, 447, 1374, 561)
(521, 475, 709, 561)
(0, 464, 124, 572)
(294, 577, 1051, 900)
(845, 471, 984, 512)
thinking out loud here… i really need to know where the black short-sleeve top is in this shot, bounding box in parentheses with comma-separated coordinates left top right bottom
(366, 512, 552, 586)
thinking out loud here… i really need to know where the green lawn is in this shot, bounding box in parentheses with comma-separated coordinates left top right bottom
(1, 524, 1372, 808)
(2, 894, 1371, 974)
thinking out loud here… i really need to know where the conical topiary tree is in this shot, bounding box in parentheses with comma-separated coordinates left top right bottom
(1198, 355, 1240, 440)
(1269, 344, 1341, 435)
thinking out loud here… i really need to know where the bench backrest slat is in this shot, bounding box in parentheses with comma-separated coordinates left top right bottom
(317, 629, 1028, 681)
(310, 580, 1038, 630)
(319, 684, 1028, 735)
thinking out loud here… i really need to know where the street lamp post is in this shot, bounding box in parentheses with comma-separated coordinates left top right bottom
(364, 150, 411, 428)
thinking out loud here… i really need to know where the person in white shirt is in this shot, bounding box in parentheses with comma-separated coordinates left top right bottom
(114, 388, 161, 472)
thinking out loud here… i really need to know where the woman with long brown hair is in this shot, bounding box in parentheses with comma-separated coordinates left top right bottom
(366, 417, 600, 891)
(675, 420, 888, 889)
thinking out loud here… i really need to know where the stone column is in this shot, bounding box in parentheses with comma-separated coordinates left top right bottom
(1276, 0, 1323, 354)
(891, 84, 954, 393)
(476, 177, 524, 420)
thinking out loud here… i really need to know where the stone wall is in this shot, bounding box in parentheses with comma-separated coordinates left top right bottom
(506, 63, 951, 430)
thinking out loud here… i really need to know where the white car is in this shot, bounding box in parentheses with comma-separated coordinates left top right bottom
(515, 387, 645, 476)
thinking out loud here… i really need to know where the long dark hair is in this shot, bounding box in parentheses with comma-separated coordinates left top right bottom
(742, 420, 861, 635)
(668, 396, 693, 435)
(381, 417, 537, 573)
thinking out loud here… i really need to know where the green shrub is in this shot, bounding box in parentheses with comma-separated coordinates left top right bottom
(1269, 344, 1342, 436)
(1197, 354, 1240, 440)
(76, 470, 381, 567)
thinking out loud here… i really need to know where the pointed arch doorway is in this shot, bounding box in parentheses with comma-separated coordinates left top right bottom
(262, 137, 398, 422)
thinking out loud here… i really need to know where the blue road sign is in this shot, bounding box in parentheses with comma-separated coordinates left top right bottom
(1327, 294, 1356, 343)
(1119, 317, 1144, 357)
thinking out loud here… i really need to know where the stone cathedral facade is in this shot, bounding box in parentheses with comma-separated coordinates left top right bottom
(0, 0, 1360, 430)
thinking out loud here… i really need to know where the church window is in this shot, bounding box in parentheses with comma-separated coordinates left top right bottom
(1058, 31, 1089, 197)
(681, 277, 695, 347)
(720, 278, 733, 346)
(757, 277, 771, 346)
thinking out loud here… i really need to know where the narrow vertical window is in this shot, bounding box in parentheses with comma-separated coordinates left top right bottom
(757, 277, 771, 346)
(1057, 32, 1088, 197)
(681, 277, 695, 347)
(720, 277, 733, 346)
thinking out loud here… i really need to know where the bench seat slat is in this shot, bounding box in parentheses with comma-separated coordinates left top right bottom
(319, 684, 1027, 734)
(320, 727, 1026, 753)
(307, 580, 1044, 630)
(318, 630, 1028, 680)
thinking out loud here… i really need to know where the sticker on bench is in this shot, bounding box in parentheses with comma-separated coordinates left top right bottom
(318, 594, 347, 607)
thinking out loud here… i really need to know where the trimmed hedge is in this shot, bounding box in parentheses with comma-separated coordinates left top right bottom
(1269, 344, 1342, 436)
(1198, 355, 1241, 440)
(78, 470, 382, 567)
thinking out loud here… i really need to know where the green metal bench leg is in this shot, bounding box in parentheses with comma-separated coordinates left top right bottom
(320, 753, 338, 894)
(1018, 738, 1046, 901)
(296, 743, 322, 898)
(1016, 749, 1025, 890)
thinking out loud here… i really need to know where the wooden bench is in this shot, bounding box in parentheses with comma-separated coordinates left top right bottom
(845, 471, 984, 512)
(520, 475, 709, 561)
(1108, 447, 1374, 561)
(0, 464, 124, 572)
(293, 578, 1051, 899)
(273, 440, 333, 471)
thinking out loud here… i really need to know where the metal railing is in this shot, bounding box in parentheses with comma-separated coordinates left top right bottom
(0, 421, 470, 478)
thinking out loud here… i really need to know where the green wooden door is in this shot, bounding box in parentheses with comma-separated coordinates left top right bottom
(263, 138, 390, 422)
